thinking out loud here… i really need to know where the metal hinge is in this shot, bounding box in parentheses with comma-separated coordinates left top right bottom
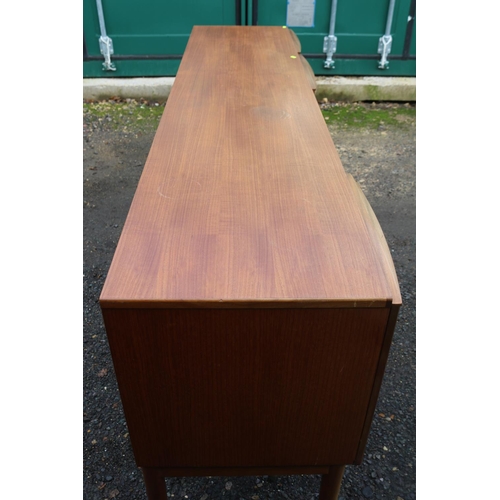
(99, 35, 116, 71)
(377, 0, 396, 70)
(323, 35, 337, 69)
(323, 0, 339, 69)
(377, 35, 392, 70)
(96, 0, 116, 71)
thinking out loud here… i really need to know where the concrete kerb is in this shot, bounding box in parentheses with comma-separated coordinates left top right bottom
(314, 76, 416, 102)
(83, 76, 415, 102)
(83, 77, 176, 102)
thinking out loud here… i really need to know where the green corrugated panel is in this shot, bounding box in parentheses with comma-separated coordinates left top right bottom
(85, 0, 236, 56)
(84, 0, 415, 77)
(84, 0, 237, 77)
(257, 0, 415, 75)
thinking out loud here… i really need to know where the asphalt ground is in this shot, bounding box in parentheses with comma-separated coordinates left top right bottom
(83, 100, 415, 500)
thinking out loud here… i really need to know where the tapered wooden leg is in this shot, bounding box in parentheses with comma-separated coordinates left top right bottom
(141, 467, 168, 500)
(319, 465, 345, 500)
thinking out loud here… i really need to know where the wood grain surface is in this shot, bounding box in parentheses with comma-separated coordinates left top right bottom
(99, 26, 400, 309)
(102, 307, 390, 468)
(288, 29, 302, 53)
(98, 26, 403, 479)
(299, 54, 317, 92)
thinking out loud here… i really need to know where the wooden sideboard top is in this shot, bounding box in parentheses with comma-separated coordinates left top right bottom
(100, 26, 401, 309)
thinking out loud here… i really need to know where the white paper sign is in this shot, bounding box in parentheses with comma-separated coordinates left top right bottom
(286, 0, 316, 28)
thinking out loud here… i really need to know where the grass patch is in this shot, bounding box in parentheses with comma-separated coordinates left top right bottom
(321, 103, 415, 129)
(83, 99, 415, 132)
(83, 99, 165, 131)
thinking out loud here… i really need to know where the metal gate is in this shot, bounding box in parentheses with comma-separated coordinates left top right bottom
(83, 0, 415, 77)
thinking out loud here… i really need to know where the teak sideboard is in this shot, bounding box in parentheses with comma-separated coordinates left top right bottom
(99, 26, 401, 500)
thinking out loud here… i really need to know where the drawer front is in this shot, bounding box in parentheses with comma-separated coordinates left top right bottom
(103, 306, 390, 467)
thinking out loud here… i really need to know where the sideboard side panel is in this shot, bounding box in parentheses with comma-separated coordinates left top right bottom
(102, 307, 390, 467)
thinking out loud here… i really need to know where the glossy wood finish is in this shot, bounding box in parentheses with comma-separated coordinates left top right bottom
(100, 26, 400, 309)
(99, 26, 401, 500)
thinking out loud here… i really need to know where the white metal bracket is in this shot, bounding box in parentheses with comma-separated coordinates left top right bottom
(377, 0, 395, 70)
(377, 35, 392, 70)
(323, 0, 339, 69)
(96, 0, 116, 71)
(323, 35, 338, 69)
(99, 35, 116, 72)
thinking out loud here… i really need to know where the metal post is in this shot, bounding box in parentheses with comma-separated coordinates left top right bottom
(378, 0, 396, 70)
(323, 0, 339, 69)
(96, 0, 116, 71)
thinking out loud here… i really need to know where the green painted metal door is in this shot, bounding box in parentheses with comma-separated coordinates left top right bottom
(84, 0, 239, 77)
(251, 0, 415, 75)
(84, 0, 415, 77)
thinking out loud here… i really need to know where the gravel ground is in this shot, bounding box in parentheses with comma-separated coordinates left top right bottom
(83, 100, 415, 500)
